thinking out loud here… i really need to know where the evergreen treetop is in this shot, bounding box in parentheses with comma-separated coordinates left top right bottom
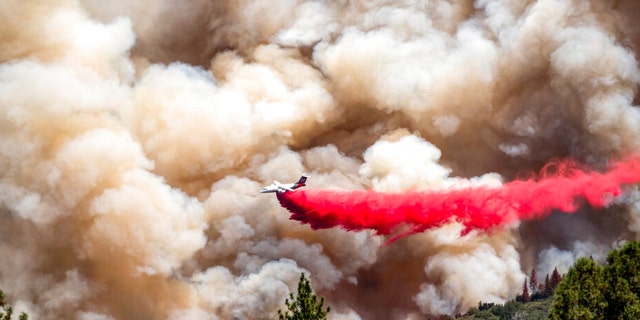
(278, 273, 330, 320)
(549, 257, 606, 320)
(529, 268, 538, 294)
(0, 290, 28, 320)
(549, 241, 640, 319)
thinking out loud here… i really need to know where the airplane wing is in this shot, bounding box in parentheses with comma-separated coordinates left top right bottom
(260, 183, 279, 193)
(260, 182, 292, 193)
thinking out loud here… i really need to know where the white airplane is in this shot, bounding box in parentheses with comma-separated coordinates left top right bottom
(260, 175, 308, 193)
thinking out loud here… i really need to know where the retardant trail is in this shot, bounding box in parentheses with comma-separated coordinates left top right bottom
(277, 156, 640, 239)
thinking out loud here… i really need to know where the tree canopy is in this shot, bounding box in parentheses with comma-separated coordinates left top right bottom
(0, 290, 28, 320)
(604, 241, 640, 319)
(549, 241, 640, 319)
(549, 257, 606, 319)
(278, 273, 330, 320)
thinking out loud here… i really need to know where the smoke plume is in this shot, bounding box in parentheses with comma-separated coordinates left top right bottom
(2, 0, 640, 319)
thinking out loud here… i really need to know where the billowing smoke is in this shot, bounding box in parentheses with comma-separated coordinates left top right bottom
(1, 0, 640, 319)
(278, 155, 640, 241)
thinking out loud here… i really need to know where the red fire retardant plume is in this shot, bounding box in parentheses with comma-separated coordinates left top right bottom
(277, 156, 640, 239)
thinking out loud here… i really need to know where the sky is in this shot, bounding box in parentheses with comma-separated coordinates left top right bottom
(2, 0, 640, 319)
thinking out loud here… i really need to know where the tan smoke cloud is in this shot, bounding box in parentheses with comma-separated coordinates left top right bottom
(1, 0, 640, 319)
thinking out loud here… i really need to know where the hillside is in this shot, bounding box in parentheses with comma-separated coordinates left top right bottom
(456, 297, 553, 320)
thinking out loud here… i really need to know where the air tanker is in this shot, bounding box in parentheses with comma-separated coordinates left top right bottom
(260, 175, 308, 193)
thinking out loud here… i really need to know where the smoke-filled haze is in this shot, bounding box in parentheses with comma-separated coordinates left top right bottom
(2, 0, 640, 319)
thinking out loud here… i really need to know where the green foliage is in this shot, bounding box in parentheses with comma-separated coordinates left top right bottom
(459, 298, 553, 320)
(278, 273, 330, 320)
(466, 310, 500, 319)
(550, 268, 562, 292)
(493, 300, 524, 319)
(549, 257, 606, 319)
(518, 298, 555, 319)
(604, 241, 640, 319)
(0, 289, 28, 320)
(549, 241, 640, 320)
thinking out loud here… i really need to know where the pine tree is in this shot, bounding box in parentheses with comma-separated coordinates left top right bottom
(278, 273, 330, 320)
(549, 257, 606, 320)
(548, 241, 640, 319)
(551, 267, 562, 290)
(529, 269, 538, 294)
(544, 274, 552, 296)
(0, 290, 28, 320)
(604, 241, 640, 319)
(522, 278, 530, 303)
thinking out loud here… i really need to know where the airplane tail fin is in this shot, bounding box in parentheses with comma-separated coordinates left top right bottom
(295, 174, 308, 187)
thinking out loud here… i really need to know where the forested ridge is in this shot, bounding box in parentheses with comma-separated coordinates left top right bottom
(436, 240, 640, 320)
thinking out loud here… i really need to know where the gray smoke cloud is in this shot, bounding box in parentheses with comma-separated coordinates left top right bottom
(1, 0, 640, 319)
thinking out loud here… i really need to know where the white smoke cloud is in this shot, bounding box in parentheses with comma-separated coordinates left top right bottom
(360, 134, 452, 192)
(414, 229, 523, 315)
(536, 240, 611, 276)
(1, 0, 640, 319)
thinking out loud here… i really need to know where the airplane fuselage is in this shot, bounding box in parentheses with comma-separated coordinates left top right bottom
(260, 175, 308, 193)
